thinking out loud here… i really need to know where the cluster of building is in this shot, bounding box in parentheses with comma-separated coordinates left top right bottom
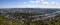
(0, 10, 60, 23)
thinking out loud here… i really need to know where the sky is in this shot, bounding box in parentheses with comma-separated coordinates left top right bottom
(0, 0, 60, 8)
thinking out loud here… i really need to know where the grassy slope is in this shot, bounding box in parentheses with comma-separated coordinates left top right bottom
(0, 15, 60, 25)
(0, 16, 24, 25)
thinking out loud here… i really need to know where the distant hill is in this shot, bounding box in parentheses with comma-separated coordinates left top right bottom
(0, 8, 60, 14)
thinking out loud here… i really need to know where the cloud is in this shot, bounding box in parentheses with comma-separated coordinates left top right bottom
(19, 5, 60, 8)
(41, 2, 49, 5)
(39, 5, 60, 8)
(38, 0, 44, 2)
(35, 1, 39, 3)
(23, 0, 60, 8)
(42, 2, 59, 6)
(50, 2, 59, 5)
(29, 0, 58, 5)
(29, 1, 35, 3)
(24, 2, 26, 3)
